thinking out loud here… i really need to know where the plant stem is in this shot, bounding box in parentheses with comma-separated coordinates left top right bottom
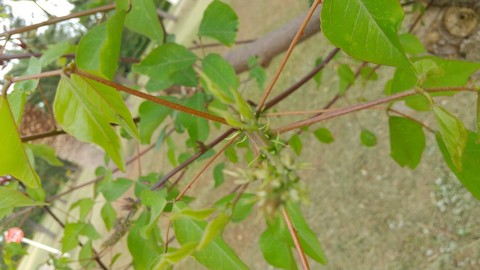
(11, 69, 62, 82)
(0, 3, 116, 38)
(275, 87, 476, 134)
(266, 108, 339, 117)
(0, 53, 139, 64)
(282, 207, 310, 270)
(189, 39, 255, 50)
(256, 0, 323, 113)
(388, 108, 435, 134)
(72, 68, 228, 126)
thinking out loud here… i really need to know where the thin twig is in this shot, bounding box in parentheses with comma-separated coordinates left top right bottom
(189, 39, 255, 50)
(72, 68, 228, 126)
(256, 0, 323, 113)
(282, 207, 310, 270)
(388, 107, 435, 133)
(10, 69, 62, 82)
(0, 3, 116, 38)
(266, 108, 339, 117)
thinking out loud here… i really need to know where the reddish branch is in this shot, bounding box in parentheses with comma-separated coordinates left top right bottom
(282, 207, 310, 270)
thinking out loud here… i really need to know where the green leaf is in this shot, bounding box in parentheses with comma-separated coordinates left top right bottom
(213, 163, 225, 188)
(25, 144, 63, 166)
(70, 198, 94, 220)
(289, 134, 302, 156)
(313, 127, 334, 144)
(198, 0, 239, 46)
(418, 56, 480, 89)
(171, 206, 216, 221)
(173, 202, 249, 269)
(133, 43, 197, 91)
(399, 33, 426, 55)
(152, 242, 199, 269)
(99, 177, 132, 201)
(40, 41, 72, 67)
(177, 93, 210, 142)
(248, 56, 266, 89)
(118, 0, 164, 44)
(313, 57, 323, 88)
(81, 223, 101, 240)
(101, 201, 116, 231)
(14, 57, 41, 93)
(360, 129, 377, 147)
(0, 187, 46, 219)
(259, 226, 297, 270)
(62, 223, 84, 252)
(437, 130, 480, 200)
(286, 203, 327, 264)
(127, 212, 162, 269)
(54, 74, 139, 170)
(7, 89, 26, 125)
(359, 66, 378, 81)
(79, 240, 95, 269)
(337, 64, 355, 94)
(76, 11, 126, 79)
(214, 193, 256, 223)
(201, 53, 239, 103)
(321, 0, 413, 73)
(433, 106, 467, 170)
(140, 190, 167, 238)
(477, 93, 480, 143)
(0, 96, 41, 188)
(224, 144, 238, 163)
(197, 212, 231, 250)
(388, 116, 425, 169)
(138, 100, 172, 144)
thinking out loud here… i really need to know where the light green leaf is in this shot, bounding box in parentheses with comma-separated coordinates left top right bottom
(338, 64, 355, 95)
(0, 187, 46, 219)
(127, 212, 162, 269)
(133, 43, 197, 91)
(289, 134, 302, 156)
(25, 144, 63, 166)
(360, 129, 377, 147)
(321, 0, 413, 73)
(313, 127, 334, 144)
(40, 41, 72, 67)
(62, 223, 85, 252)
(99, 177, 132, 201)
(201, 53, 239, 103)
(418, 56, 480, 89)
(138, 100, 172, 144)
(433, 106, 467, 170)
(0, 96, 41, 188)
(81, 223, 101, 240)
(399, 33, 426, 55)
(7, 88, 26, 125)
(152, 242, 199, 269)
(286, 203, 327, 264)
(70, 198, 94, 220)
(14, 57, 41, 93)
(140, 190, 167, 238)
(248, 56, 266, 89)
(171, 206, 216, 221)
(389, 116, 425, 169)
(214, 193, 256, 223)
(213, 163, 225, 188)
(101, 201, 116, 231)
(79, 240, 95, 269)
(259, 226, 297, 270)
(224, 144, 238, 163)
(173, 202, 249, 269)
(198, 0, 239, 46)
(437, 130, 480, 200)
(76, 11, 126, 79)
(54, 74, 139, 170)
(197, 212, 230, 250)
(118, 0, 164, 44)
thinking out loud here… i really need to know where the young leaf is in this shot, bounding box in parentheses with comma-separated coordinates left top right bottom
(399, 33, 426, 55)
(76, 11, 126, 79)
(13, 57, 41, 93)
(433, 106, 467, 170)
(173, 202, 249, 269)
(151, 242, 199, 269)
(171, 207, 216, 221)
(321, 0, 413, 73)
(437, 131, 480, 200)
(0, 96, 41, 188)
(54, 74, 139, 170)
(337, 64, 355, 95)
(98, 177, 132, 201)
(133, 43, 197, 91)
(388, 116, 425, 169)
(313, 127, 334, 144)
(289, 133, 303, 156)
(197, 212, 231, 250)
(117, 0, 164, 44)
(40, 41, 72, 67)
(0, 187, 46, 219)
(286, 203, 327, 264)
(70, 198, 94, 221)
(259, 226, 298, 270)
(138, 100, 172, 144)
(360, 129, 377, 147)
(24, 144, 63, 166)
(101, 201, 116, 231)
(198, 0, 239, 46)
(213, 163, 225, 188)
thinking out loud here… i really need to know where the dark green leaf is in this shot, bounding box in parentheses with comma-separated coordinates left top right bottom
(433, 106, 467, 170)
(76, 11, 126, 79)
(359, 66, 378, 81)
(259, 226, 297, 270)
(338, 64, 355, 94)
(101, 201, 116, 231)
(133, 43, 197, 91)
(0, 96, 40, 187)
(213, 163, 225, 188)
(138, 100, 172, 144)
(177, 93, 210, 142)
(173, 202, 249, 269)
(289, 134, 302, 155)
(321, 0, 413, 73)
(437, 130, 480, 200)
(198, 0, 239, 46)
(118, 0, 164, 44)
(389, 116, 425, 169)
(399, 33, 426, 55)
(99, 177, 132, 201)
(360, 129, 377, 147)
(313, 127, 334, 144)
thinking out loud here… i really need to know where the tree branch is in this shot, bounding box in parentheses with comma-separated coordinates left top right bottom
(282, 207, 310, 270)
